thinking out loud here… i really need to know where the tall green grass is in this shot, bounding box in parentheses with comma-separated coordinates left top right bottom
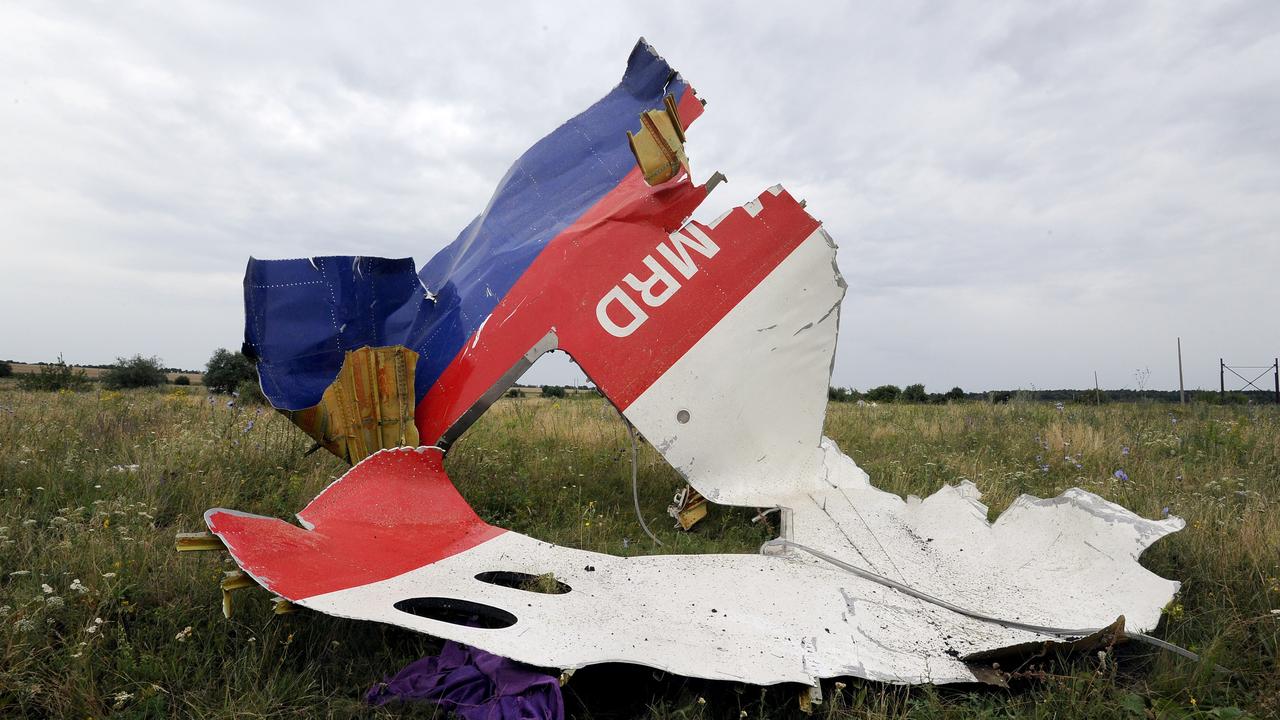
(0, 388, 1275, 718)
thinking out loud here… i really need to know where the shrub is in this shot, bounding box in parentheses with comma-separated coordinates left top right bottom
(235, 379, 269, 406)
(19, 354, 91, 392)
(205, 348, 257, 394)
(828, 387, 863, 402)
(865, 385, 900, 403)
(0, 361, 11, 378)
(901, 383, 927, 403)
(944, 386, 965, 401)
(506, 388, 522, 398)
(102, 355, 167, 389)
(174, 375, 191, 386)
(540, 385, 566, 399)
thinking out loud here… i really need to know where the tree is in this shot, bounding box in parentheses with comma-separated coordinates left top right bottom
(0, 362, 11, 378)
(540, 385, 566, 398)
(944, 386, 965, 401)
(102, 355, 167, 389)
(174, 375, 191, 386)
(901, 383, 927, 403)
(205, 348, 257, 394)
(865, 385, 901, 403)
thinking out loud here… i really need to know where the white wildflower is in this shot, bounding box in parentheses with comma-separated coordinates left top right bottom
(69, 579, 87, 594)
(41, 584, 53, 594)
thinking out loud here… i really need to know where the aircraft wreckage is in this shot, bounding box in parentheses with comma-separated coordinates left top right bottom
(184, 40, 1189, 692)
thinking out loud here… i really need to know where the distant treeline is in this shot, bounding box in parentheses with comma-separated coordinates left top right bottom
(5, 359, 202, 374)
(829, 385, 1277, 405)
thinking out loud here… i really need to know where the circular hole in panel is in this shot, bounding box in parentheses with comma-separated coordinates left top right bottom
(676, 409, 691, 424)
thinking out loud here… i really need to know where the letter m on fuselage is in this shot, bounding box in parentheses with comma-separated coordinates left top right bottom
(657, 225, 719, 280)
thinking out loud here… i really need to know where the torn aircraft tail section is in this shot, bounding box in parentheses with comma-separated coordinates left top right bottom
(205, 39, 1187, 689)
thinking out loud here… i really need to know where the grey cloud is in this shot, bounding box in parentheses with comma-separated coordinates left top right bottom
(1, 0, 1276, 393)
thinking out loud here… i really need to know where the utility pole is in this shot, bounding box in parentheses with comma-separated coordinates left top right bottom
(1177, 338, 1185, 405)
(1094, 371, 1101, 405)
(1220, 358, 1225, 399)
(1274, 358, 1279, 404)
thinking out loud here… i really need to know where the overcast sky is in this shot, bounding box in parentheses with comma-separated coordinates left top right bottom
(2, 1, 1277, 392)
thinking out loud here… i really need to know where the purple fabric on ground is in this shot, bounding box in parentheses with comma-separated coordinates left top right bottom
(366, 641, 564, 720)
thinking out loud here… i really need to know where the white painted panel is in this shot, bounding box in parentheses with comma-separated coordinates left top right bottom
(622, 226, 844, 506)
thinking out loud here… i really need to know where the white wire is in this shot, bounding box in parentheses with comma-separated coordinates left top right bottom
(608, 411, 1212, 668)
(620, 415, 663, 547)
(764, 538, 1219, 669)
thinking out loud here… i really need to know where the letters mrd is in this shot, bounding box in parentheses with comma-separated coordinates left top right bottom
(595, 225, 719, 338)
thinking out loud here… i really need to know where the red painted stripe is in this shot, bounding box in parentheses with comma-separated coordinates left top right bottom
(415, 85, 819, 444)
(564, 188, 819, 406)
(205, 448, 504, 600)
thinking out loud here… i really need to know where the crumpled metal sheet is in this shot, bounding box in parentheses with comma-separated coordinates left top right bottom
(208, 39, 1185, 688)
(206, 445, 1181, 686)
(243, 40, 702, 416)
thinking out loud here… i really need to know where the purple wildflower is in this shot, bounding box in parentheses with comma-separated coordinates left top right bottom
(1114, 469, 1129, 482)
(243, 420, 255, 433)
(1121, 446, 1130, 456)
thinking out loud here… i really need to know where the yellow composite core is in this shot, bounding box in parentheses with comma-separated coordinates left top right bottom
(284, 345, 420, 464)
(627, 94, 689, 186)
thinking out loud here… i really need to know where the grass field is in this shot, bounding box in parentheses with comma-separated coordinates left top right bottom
(0, 387, 1276, 718)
